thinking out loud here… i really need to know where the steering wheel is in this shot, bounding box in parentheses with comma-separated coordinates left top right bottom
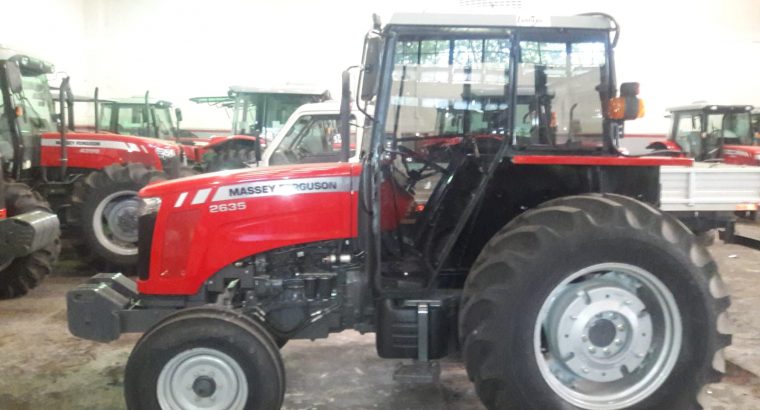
(395, 145, 450, 176)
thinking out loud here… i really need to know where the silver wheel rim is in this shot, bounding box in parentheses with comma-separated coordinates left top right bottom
(92, 190, 140, 256)
(534, 263, 682, 409)
(157, 347, 248, 410)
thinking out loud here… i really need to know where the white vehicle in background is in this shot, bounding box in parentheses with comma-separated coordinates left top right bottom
(262, 101, 365, 166)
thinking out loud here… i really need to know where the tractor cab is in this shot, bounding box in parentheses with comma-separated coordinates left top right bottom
(653, 104, 756, 164)
(355, 13, 647, 292)
(98, 95, 180, 141)
(0, 48, 57, 177)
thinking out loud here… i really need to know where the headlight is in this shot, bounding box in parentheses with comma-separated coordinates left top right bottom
(139, 197, 162, 216)
(754, 154, 760, 162)
(155, 147, 177, 159)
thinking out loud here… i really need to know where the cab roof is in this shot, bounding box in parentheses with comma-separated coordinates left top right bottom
(387, 13, 614, 30)
(667, 104, 754, 113)
(0, 46, 54, 74)
(228, 85, 328, 97)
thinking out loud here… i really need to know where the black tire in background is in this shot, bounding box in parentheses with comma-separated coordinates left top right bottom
(0, 183, 61, 298)
(70, 163, 166, 271)
(460, 194, 730, 410)
(205, 147, 257, 172)
(124, 307, 285, 410)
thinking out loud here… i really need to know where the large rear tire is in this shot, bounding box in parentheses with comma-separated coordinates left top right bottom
(0, 183, 61, 298)
(460, 194, 730, 409)
(124, 307, 285, 410)
(71, 163, 166, 271)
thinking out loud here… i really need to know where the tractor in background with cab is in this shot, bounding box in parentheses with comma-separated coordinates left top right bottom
(0, 47, 184, 271)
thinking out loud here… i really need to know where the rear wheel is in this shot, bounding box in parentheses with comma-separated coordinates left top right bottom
(0, 183, 61, 298)
(71, 163, 166, 271)
(125, 307, 285, 410)
(460, 194, 730, 409)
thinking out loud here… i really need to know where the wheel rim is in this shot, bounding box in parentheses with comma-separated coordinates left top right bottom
(157, 347, 248, 410)
(92, 190, 140, 256)
(534, 263, 682, 409)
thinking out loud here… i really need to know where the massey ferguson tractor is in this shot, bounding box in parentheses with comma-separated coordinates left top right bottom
(0, 47, 183, 271)
(0, 157, 60, 298)
(68, 13, 730, 409)
(648, 104, 757, 163)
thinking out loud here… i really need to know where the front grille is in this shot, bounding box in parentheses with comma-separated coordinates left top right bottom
(137, 213, 157, 280)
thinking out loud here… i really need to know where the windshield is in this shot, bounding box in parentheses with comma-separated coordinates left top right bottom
(232, 93, 321, 141)
(16, 74, 56, 135)
(384, 34, 608, 159)
(153, 107, 174, 139)
(708, 112, 752, 146)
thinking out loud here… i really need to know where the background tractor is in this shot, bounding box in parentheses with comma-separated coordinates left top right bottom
(648, 104, 757, 163)
(68, 13, 730, 410)
(190, 85, 330, 171)
(0, 47, 182, 271)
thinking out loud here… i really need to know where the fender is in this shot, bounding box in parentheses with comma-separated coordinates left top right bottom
(646, 139, 681, 152)
(138, 162, 413, 296)
(40, 132, 181, 171)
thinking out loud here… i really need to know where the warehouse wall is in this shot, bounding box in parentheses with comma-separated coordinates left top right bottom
(1, 0, 759, 134)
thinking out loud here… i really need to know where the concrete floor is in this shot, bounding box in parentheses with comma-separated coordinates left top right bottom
(1, 237, 760, 409)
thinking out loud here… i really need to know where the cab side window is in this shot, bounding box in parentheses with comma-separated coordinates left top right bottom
(674, 113, 702, 158)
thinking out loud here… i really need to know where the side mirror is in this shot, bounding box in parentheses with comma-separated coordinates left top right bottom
(175, 107, 183, 123)
(607, 82, 644, 120)
(5, 62, 23, 94)
(360, 37, 382, 102)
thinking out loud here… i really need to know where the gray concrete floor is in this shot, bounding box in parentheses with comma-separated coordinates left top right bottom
(1, 236, 760, 409)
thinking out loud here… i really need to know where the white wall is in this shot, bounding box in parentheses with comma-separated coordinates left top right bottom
(2, 0, 759, 132)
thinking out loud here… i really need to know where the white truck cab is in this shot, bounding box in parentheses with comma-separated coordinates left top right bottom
(261, 101, 365, 166)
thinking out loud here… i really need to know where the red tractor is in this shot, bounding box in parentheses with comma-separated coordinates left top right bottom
(0, 47, 184, 271)
(68, 13, 729, 409)
(648, 104, 758, 163)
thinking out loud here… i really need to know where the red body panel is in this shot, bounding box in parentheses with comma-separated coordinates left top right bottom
(40, 132, 179, 171)
(512, 155, 693, 167)
(138, 163, 361, 295)
(720, 145, 760, 166)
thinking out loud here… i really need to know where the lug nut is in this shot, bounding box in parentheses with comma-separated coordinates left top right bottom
(588, 346, 596, 353)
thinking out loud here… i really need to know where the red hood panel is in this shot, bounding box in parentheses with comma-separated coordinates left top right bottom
(141, 162, 353, 197)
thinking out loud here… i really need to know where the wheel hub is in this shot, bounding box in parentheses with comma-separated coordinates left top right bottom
(157, 347, 248, 410)
(104, 198, 140, 243)
(192, 375, 217, 398)
(535, 264, 682, 409)
(547, 281, 652, 383)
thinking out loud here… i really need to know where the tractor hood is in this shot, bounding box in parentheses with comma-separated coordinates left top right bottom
(141, 162, 354, 198)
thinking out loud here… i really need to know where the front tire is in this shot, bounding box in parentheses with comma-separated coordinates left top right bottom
(460, 194, 730, 409)
(71, 163, 166, 271)
(124, 307, 285, 410)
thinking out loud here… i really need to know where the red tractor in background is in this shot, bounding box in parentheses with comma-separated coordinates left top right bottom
(68, 13, 729, 410)
(0, 47, 184, 271)
(648, 104, 758, 163)
(190, 85, 330, 171)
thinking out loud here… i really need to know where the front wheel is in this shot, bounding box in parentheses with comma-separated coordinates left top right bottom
(124, 307, 285, 410)
(460, 194, 730, 409)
